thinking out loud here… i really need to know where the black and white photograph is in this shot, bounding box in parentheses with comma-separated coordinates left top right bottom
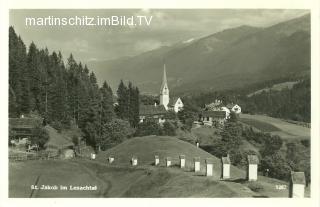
(1, 1, 319, 205)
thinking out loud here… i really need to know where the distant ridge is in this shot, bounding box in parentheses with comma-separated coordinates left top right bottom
(88, 14, 310, 94)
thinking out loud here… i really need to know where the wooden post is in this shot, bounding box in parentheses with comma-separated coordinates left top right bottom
(108, 156, 114, 163)
(154, 155, 159, 166)
(131, 156, 138, 166)
(221, 156, 231, 179)
(180, 155, 186, 168)
(205, 159, 213, 176)
(289, 171, 305, 198)
(247, 155, 259, 181)
(194, 157, 200, 172)
(166, 157, 171, 167)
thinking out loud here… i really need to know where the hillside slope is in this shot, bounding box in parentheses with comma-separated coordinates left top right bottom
(10, 136, 305, 198)
(88, 14, 310, 94)
(239, 114, 310, 140)
(97, 135, 244, 178)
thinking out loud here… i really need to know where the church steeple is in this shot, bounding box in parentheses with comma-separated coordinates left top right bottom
(160, 64, 169, 109)
(160, 64, 168, 93)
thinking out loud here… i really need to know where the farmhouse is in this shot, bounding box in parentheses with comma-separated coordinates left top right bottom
(200, 110, 227, 127)
(226, 103, 241, 114)
(205, 99, 223, 111)
(9, 115, 43, 138)
(198, 100, 242, 127)
(139, 104, 167, 124)
(139, 64, 183, 123)
(9, 115, 44, 147)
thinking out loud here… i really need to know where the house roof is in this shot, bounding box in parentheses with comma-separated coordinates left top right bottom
(226, 104, 235, 109)
(201, 110, 226, 118)
(168, 97, 180, 106)
(221, 156, 231, 164)
(226, 103, 240, 109)
(9, 117, 43, 129)
(247, 155, 259, 164)
(291, 172, 306, 184)
(139, 104, 167, 116)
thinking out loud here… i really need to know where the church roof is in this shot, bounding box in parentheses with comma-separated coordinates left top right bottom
(139, 104, 167, 116)
(160, 64, 168, 93)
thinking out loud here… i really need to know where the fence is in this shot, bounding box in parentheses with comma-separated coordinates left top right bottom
(9, 151, 59, 162)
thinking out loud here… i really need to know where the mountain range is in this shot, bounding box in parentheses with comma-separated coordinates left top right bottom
(88, 14, 310, 95)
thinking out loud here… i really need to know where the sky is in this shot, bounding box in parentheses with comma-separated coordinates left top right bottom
(10, 9, 309, 63)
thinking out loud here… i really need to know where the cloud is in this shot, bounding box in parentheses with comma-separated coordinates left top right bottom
(10, 9, 309, 62)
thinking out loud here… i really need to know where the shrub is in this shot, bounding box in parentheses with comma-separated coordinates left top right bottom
(162, 120, 177, 136)
(30, 127, 49, 149)
(248, 182, 264, 192)
(100, 119, 134, 150)
(135, 121, 161, 137)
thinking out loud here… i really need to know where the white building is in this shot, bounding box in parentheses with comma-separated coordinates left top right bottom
(169, 97, 184, 113)
(220, 106, 231, 119)
(226, 104, 241, 114)
(221, 156, 231, 179)
(290, 171, 306, 198)
(247, 155, 259, 181)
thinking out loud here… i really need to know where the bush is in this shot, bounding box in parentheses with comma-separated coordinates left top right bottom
(260, 152, 292, 181)
(30, 127, 49, 149)
(135, 121, 162, 137)
(248, 182, 264, 192)
(162, 120, 177, 136)
(100, 119, 134, 150)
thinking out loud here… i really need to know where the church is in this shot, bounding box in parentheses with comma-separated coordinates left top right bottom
(139, 64, 184, 124)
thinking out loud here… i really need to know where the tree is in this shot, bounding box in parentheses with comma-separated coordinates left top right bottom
(100, 81, 115, 124)
(100, 119, 134, 150)
(260, 152, 292, 181)
(116, 80, 129, 119)
(260, 135, 283, 156)
(30, 127, 49, 149)
(177, 99, 199, 131)
(220, 121, 243, 151)
(135, 121, 162, 137)
(115, 81, 140, 127)
(162, 120, 177, 136)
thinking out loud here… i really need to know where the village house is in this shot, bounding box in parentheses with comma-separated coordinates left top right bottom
(226, 103, 241, 114)
(168, 97, 184, 113)
(139, 64, 183, 124)
(199, 110, 227, 127)
(9, 115, 44, 149)
(139, 103, 167, 124)
(197, 100, 242, 127)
